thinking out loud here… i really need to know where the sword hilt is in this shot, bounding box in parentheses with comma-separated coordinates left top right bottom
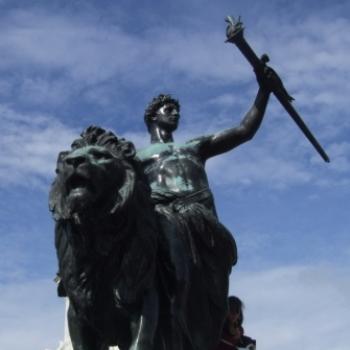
(226, 17, 294, 103)
(225, 16, 263, 70)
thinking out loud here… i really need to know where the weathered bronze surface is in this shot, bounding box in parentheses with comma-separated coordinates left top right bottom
(48, 18, 314, 350)
(50, 127, 159, 350)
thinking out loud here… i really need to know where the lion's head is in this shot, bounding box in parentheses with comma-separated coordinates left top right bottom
(49, 126, 137, 222)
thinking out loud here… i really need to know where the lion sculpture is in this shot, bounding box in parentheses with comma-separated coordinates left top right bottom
(49, 126, 234, 350)
(50, 126, 161, 350)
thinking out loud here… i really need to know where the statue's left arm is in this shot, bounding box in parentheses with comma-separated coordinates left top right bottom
(199, 84, 271, 160)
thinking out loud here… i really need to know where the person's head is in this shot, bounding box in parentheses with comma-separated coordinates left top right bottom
(228, 296, 244, 326)
(224, 296, 244, 338)
(144, 94, 180, 133)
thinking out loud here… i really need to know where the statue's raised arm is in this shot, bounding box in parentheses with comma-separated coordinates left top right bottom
(198, 65, 274, 160)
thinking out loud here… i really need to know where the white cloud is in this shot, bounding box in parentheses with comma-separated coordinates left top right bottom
(325, 142, 350, 173)
(0, 8, 247, 90)
(0, 105, 78, 188)
(230, 264, 350, 350)
(208, 151, 313, 189)
(17, 77, 74, 106)
(0, 10, 144, 84)
(207, 93, 250, 109)
(1, 264, 348, 350)
(253, 16, 350, 118)
(149, 29, 249, 83)
(0, 279, 64, 350)
(0, 5, 347, 108)
(205, 125, 317, 189)
(206, 137, 350, 190)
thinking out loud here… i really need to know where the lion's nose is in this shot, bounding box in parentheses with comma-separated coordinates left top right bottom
(65, 154, 87, 168)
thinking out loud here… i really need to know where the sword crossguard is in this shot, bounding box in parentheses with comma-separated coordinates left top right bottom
(260, 54, 270, 64)
(257, 61, 295, 103)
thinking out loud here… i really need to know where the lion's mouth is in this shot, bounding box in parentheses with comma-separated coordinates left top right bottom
(67, 173, 93, 193)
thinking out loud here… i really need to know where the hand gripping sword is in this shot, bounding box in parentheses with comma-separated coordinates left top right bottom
(225, 16, 330, 163)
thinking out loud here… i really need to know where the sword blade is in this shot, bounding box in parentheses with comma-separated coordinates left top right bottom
(225, 16, 330, 162)
(274, 91, 330, 162)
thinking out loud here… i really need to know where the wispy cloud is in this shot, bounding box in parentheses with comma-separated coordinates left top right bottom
(0, 10, 143, 83)
(0, 279, 63, 350)
(1, 264, 348, 350)
(0, 7, 258, 108)
(1, 4, 349, 191)
(231, 264, 350, 350)
(0, 105, 78, 188)
(0, 4, 348, 109)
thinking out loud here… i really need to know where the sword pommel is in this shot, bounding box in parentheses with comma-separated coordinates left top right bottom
(225, 16, 244, 44)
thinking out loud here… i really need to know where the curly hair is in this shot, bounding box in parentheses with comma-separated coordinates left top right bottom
(144, 94, 180, 131)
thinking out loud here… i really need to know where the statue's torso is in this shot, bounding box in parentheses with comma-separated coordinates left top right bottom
(137, 141, 210, 195)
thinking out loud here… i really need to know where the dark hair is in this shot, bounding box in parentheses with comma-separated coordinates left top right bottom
(224, 295, 244, 330)
(228, 295, 244, 327)
(144, 94, 180, 131)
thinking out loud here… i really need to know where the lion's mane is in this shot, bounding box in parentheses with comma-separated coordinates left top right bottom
(49, 126, 157, 325)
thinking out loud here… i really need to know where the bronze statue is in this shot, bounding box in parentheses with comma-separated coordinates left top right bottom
(49, 18, 329, 350)
(49, 30, 271, 350)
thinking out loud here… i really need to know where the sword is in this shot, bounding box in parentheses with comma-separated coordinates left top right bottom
(225, 16, 330, 163)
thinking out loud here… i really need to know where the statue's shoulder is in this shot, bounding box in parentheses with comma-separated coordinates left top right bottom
(136, 138, 211, 161)
(136, 143, 173, 161)
(185, 135, 212, 148)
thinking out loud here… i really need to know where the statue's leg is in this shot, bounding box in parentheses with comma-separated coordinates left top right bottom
(129, 286, 159, 350)
(157, 214, 190, 350)
(68, 303, 105, 350)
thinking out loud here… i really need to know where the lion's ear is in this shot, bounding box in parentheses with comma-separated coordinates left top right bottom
(117, 140, 136, 160)
(49, 179, 64, 220)
(55, 151, 69, 174)
(49, 151, 70, 220)
(49, 177, 72, 220)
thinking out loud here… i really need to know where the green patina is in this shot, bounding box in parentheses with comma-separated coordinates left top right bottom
(136, 143, 171, 160)
(137, 140, 200, 160)
(67, 145, 114, 166)
(149, 175, 194, 193)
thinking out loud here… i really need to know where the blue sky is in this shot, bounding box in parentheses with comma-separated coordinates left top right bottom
(0, 0, 349, 349)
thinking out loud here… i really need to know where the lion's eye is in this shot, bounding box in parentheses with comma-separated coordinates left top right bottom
(90, 150, 112, 160)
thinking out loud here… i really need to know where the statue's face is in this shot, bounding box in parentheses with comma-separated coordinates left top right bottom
(60, 145, 123, 214)
(154, 103, 180, 132)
